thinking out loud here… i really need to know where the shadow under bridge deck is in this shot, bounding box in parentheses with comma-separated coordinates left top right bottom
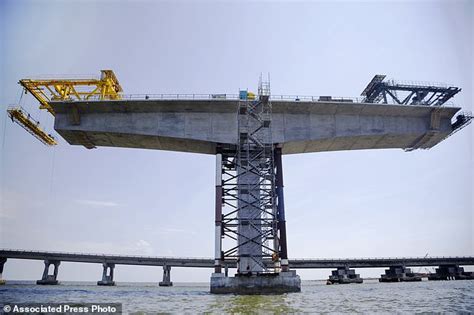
(50, 99, 461, 153)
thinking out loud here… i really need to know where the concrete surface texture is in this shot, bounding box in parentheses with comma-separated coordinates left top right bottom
(236, 165, 264, 274)
(210, 271, 301, 294)
(51, 99, 460, 154)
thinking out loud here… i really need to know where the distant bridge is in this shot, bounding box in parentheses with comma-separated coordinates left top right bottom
(1, 249, 473, 286)
(1, 249, 473, 268)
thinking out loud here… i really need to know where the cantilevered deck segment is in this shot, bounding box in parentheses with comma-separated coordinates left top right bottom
(51, 98, 461, 154)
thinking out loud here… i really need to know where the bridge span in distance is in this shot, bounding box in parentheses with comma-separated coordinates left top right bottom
(1, 249, 473, 286)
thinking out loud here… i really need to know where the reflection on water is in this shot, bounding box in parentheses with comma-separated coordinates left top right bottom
(226, 294, 299, 314)
(1, 280, 473, 313)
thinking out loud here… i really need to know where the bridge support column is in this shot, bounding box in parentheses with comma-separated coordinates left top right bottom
(274, 147, 289, 272)
(214, 153, 223, 274)
(159, 265, 173, 287)
(0, 258, 6, 285)
(37, 260, 60, 285)
(379, 266, 421, 282)
(428, 265, 474, 280)
(97, 263, 115, 286)
(210, 94, 301, 294)
(327, 266, 363, 284)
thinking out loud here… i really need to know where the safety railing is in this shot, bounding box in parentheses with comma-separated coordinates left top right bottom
(292, 256, 472, 261)
(78, 93, 457, 107)
(387, 79, 450, 89)
(1, 249, 471, 261)
(26, 74, 101, 80)
(85, 93, 366, 103)
(0, 249, 210, 260)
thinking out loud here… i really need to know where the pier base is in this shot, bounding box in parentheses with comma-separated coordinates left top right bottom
(0, 258, 6, 285)
(37, 260, 60, 285)
(428, 265, 474, 281)
(210, 271, 301, 294)
(379, 266, 421, 282)
(327, 266, 363, 284)
(97, 263, 115, 286)
(159, 265, 173, 287)
(37, 277, 59, 285)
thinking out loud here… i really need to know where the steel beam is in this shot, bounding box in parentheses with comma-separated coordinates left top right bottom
(274, 146, 289, 271)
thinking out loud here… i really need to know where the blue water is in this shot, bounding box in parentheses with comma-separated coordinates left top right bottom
(1, 280, 473, 313)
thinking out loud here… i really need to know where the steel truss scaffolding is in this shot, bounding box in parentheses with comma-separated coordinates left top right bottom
(361, 75, 461, 106)
(214, 78, 289, 275)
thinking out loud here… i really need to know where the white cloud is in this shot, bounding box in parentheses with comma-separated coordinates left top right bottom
(135, 239, 153, 255)
(160, 227, 188, 233)
(143, 224, 197, 236)
(75, 199, 119, 207)
(0, 209, 12, 219)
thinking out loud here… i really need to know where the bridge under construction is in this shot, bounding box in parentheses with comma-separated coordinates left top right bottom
(5, 71, 472, 293)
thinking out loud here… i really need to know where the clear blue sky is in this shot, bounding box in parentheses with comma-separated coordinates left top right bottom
(0, 0, 472, 282)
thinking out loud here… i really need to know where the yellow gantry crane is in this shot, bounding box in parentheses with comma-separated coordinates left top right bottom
(19, 70, 123, 115)
(7, 70, 123, 146)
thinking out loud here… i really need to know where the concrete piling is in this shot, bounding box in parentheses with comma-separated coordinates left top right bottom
(379, 266, 421, 282)
(428, 265, 474, 280)
(37, 260, 60, 285)
(0, 258, 6, 285)
(327, 266, 363, 284)
(159, 265, 173, 287)
(97, 263, 115, 286)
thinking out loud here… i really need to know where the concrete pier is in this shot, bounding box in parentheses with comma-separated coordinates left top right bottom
(236, 164, 263, 274)
(37, 260, 60, 285)
(213, 153, 223, 274)
(379, 266, 421, 282)
(0, 258, 6, 285)
(159, 265, 173, 286)
(210, 270, 301, 294)
(428, 265, 474, 281)
(97, 263, 115, 286)
(327, 266, 363, 284)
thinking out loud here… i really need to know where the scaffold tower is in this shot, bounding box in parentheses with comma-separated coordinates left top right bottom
(214, 77, 287, 275)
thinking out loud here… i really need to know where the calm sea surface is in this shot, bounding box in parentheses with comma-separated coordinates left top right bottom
(1, 280, 473, 313)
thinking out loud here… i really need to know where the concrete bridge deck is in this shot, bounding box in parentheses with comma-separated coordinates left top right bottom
(1, 249, 473, 269)
(51, 98, 460, 153)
